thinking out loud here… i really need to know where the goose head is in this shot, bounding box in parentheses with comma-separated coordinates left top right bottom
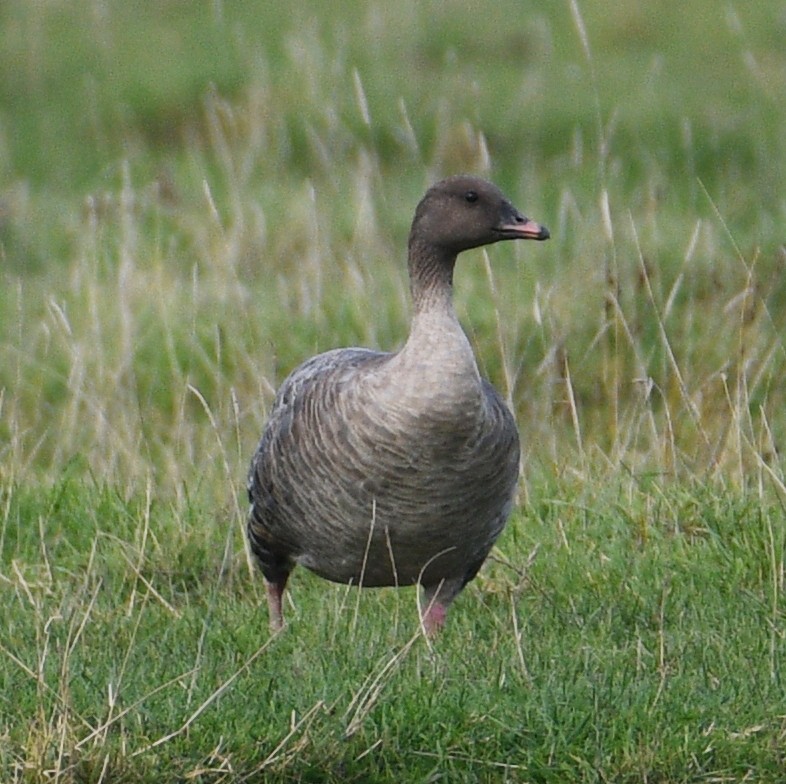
(408, 175, 550, 256)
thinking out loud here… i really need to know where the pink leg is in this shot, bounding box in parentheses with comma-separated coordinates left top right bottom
(420, 578, 463, 636)
(421, 601, 448, 636)
(266, 578, 288, 632)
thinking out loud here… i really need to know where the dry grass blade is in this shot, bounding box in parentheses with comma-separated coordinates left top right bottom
(132, 637, 276, 757)
(241, 699, 327, 780)
(412, 748, 525, 773)
(343, 635, 418, 737)
(629, 213, 711, 450)
(75, 669, 198, 751)
(187, 383, 255, 579)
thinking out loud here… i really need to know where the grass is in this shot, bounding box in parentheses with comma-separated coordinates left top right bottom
(2, 480, 785, 782)
(1, 0, 786, 780)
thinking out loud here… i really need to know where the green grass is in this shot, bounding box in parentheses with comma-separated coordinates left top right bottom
(1, 0, 786, 780)
(2, 480, 785, 782)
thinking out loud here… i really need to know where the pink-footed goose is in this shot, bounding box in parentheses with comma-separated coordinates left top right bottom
(247, 175, 549, 634)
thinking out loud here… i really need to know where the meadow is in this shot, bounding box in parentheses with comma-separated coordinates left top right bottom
(1, 1, 785, 781)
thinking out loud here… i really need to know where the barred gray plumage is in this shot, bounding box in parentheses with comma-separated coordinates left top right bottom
(247, 176, 549, 634)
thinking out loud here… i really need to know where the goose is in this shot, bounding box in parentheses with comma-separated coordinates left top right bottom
(247, 175, 549, 634)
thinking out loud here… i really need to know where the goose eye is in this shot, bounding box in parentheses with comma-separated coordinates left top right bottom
(464, 190, 478, 203)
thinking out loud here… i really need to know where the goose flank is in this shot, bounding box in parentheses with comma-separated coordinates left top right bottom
(247, 175, 549, 634)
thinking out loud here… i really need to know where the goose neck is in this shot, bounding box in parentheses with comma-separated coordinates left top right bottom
(407, 237, 457, 315)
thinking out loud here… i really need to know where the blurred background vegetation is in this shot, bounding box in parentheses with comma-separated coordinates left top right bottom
(1, 0, 785, 496)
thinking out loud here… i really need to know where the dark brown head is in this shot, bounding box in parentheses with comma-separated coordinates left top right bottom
(408, 175, 549, 256)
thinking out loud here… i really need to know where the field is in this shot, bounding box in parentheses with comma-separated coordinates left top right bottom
(1, 1, 786, 781)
